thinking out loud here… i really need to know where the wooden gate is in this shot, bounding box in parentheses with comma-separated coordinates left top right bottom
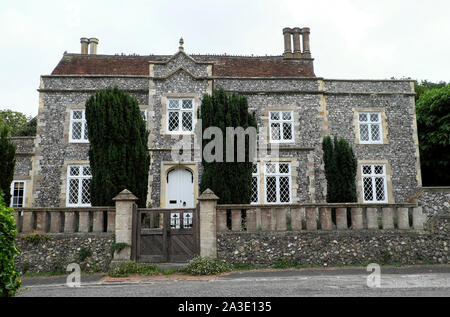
(132, 205, 199, 263)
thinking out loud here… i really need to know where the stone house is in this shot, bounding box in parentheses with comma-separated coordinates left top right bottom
(10, 27, 422, 209)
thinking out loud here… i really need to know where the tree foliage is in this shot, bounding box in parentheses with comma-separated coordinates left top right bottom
(0, 110, 35, 137)
(322, 136, 357, 203)
(416, 84, 450, 186)
(85, 87, 150, 207)
(0, 191, 22, 297)
(0, 126, 16, 206)
(199, 89, 257, 204)
(414, 80, 447, 102)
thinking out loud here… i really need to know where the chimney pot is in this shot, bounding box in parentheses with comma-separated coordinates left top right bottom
(283, 27, 293, 58)
(292, 27, 302, 58)
(89, 38, 99, 55)
(80, 38, 89, 54)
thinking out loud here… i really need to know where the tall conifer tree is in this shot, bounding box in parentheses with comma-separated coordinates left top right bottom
(0, 126, 15, 206)
(199, 89, 257, 204)
(322, 136, 357, 203)
(85, 86, 150, 207)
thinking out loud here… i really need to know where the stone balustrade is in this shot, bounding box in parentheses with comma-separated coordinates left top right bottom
(13, 207, 116, 234)
(215, 203, 424, 232)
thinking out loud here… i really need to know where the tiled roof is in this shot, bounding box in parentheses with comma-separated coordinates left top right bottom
(51, 54, 315, 77)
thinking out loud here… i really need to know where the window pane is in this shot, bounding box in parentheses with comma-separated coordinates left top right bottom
(279, 163, 290, 174)
(182, 99, 193, 109)
(72, 122, 82, 140)
(73, 110, 83, 120)
(360, 124, 369, 141)
(359, 113, 368, 122)
(363, 177, 373, 201)
(168, 99, 179, 109)
(81, 179, 91, 204)
(271, 123, 280, 140)
(84, 122, 88, 140)
(266, 177, 277, 203)
(375, 177, 385, 201)
(362, 165, 372, 175)
(282, 123, 292, 140)
(83, 166, 92, 176)
(374, 165, 384, 175)
(70, 166, 80, 176)
(279, 176, 290, 203)
(251, 176, 259, 203)
(266, 163, 276, 174)
(168, 112, 179, 131)
(370, 113, 380, 122)
(371, 124, 380, 141)
(270, 112, 280, 120)
(182, 112, 193, 131)
(252, 164, 258, 174)
(282, 111, 292, 120)
(69, 179, 79, 204)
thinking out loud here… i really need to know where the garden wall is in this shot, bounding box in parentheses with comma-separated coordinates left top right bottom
(417, 187, 450, 216)
(15, 233, 114, 274)
(217, 215, 449, 266)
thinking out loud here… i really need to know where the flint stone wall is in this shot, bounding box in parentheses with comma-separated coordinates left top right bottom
(217, 215, 449, 266)
(15, 233, 114, 273)
(418, 187, 450, 216)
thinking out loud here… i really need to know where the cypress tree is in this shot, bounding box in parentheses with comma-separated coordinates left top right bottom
(322, 136, 357, 203)
(200, 89, 257, 204)
(85, 86, 150, 207)
(0, 126, 15, 206)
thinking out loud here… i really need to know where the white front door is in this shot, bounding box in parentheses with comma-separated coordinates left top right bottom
(166, 168, 194, 208)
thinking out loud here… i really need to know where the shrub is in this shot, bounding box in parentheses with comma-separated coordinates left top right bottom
(78, 247, 93, 262)
(22, 234, 51, 245)
(183, 257, 232, 276)
(0, 192, 22, 297)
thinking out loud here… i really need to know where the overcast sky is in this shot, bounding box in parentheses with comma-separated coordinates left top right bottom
(1, 0, 449, 117)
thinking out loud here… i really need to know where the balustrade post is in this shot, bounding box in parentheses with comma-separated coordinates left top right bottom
(64, 211, 76, 233)
(412, 207, 424, 230)
(382, 207, 395, 229)
(306, 207, 318, 231)
(351, 208, 363, 230)
(22, 210, 33, 233)
(397, 208, 410, 230)
(231, 209, 242, 231)
(320, 207, 332, 230)
(216, 210, 228, 232)
(291, 208, 302, 230)
(336, 208, 348, 230)
(78, 211, 90, 232)
(93, 210, 104, 232)
(366, 208, 378, 229)
(276, 208, 287, 231)
(49, 211, 62, 233)
(246, 209, 257, 231)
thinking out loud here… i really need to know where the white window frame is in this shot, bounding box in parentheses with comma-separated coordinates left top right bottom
(269, 111, 295, 144)
(69, 109, 89, 143)
(10, 181, 26, 208)
(251, 163, 260, 204)
(358, 112, 382, 144)
(66, 165, 92, 207)
(361, 164, 388, 203)
(264, 162, 292, 204)
(166, 98, 195, 135)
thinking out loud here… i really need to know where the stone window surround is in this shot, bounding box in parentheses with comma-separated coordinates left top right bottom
(65, 105, 150, 144)
(269, 110, 295, 143)
(262, 106, 300, 145)
(10, 180, 26, 208)
(66, 164, 92, 207)
(59, 160, 90, 207)
(253, 157, 300, 205)
(356, 159, 395, 204)
(159, 162, 199, 208)
(352, 107, 389, 145)
(160, 94, 200, 137)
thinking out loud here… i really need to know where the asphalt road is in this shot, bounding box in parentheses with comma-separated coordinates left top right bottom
(18, 265, 450, 297)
